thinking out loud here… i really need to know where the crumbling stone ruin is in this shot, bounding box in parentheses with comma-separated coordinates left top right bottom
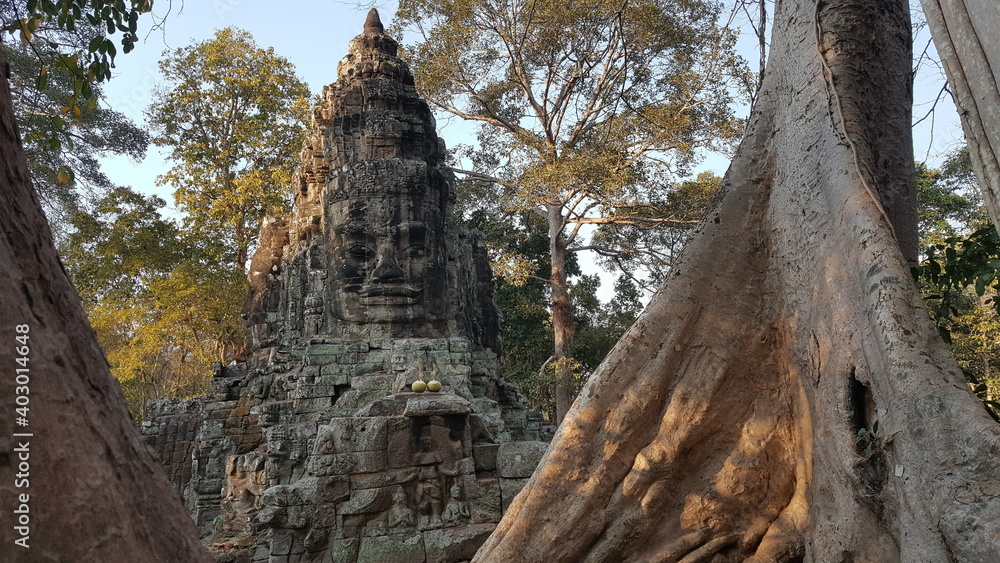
(141, 10, 553, 562)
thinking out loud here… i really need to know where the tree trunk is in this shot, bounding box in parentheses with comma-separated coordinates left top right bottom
(549, 205, 576, 424)
(0, 63, 211, 562)
(474, 1, 1000, 561)
(921, 0, 1000, 235)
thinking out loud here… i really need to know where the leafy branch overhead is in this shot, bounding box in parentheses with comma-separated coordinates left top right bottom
(4, 0, 151, 103)
(1, 1, 151, 235)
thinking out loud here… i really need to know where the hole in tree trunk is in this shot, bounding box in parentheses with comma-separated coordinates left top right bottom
(847, 368, 889, 500)
(847, 367, 874, 435)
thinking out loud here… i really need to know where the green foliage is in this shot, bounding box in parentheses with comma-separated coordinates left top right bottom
(146, 27, 311, 271)
(592, 171, 721, 287)
(2, 0, 150, 91)
(916, 148, 988, 248)
(854, 420, 879, 459)
(1, 2, 149, 232)
(465, 207, 643, 420)
(66, 28, 312, 417)
(913, 147, 1000, 421)
(62, 187, 247, 419)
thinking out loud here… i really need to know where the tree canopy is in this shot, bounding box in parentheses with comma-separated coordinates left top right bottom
(146, 27, 310, 272)
(57, 28, 312, 417)
(397, 0, 745, 420)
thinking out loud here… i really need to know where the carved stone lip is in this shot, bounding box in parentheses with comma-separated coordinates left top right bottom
(358, 285, 422, 298)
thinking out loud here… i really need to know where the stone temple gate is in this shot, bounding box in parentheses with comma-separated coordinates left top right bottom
(141, 10, 553, 563)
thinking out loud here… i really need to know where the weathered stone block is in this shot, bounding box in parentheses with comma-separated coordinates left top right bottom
(324, 538, 359, 563)
(319, 365, 351, 381)
(349, 373, 397, 390)
(469, 413, 502, 443)
(465, 478, 502, 524)
(497, 441, 547, 479)
(350, 467, 418, 490)
(306, 353, 342, 366)
(470, 360, 494, 376)
(362, 349, 388, 364)
(473, 444, 499, 472)
(357, 531, 423, 563)
(470, 397, 501, 414)
(271, 476, 350, 507)
(423, 523, 496, 563)
(447, 352, 472, 366)
(402, 394, 472, 417)
(440, 457, 476, 478)
(354, 394, 410, 417)
(198, 420, 225, 440)
(308, 344, 349, 356)
(338, 487, 392, 515)
(444, 363, 472, 377)
(307, 451, 386, 476)
(270, 531, 294, 556)
(387, 416, 468, 468)
(350, 362, 384, 377)
(500, 478, 529, 512)
(314, 418, 388, 454)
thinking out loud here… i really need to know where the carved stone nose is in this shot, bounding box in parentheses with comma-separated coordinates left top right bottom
(372, 245, 404, 281)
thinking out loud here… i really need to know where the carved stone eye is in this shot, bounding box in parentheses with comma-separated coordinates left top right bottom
(346, 244, 374, 259)
(404, 245, 426, 257)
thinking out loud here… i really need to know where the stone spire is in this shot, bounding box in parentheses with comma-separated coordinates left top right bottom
(363, 8, 384, 34)
(338, 7, 401, 74)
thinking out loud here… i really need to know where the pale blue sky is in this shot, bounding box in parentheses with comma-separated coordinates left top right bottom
(95, 0, 964, 299)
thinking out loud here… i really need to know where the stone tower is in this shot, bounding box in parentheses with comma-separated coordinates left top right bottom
(142, 10, 552, 563)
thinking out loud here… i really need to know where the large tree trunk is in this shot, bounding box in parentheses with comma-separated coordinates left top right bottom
(474, 0, 1000, 561)
(0, 63, 211, 562)
(920, 0, 1000, 235)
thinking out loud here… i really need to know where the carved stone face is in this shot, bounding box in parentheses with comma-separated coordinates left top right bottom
(327, 195, 446, 324)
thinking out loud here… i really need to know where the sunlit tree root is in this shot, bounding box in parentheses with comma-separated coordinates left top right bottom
(474, 0, 1000, 561)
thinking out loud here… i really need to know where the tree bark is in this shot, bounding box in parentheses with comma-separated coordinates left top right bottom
(0, 62, 212, 562)
(474, 0, 1000, 561)
(920, 0, 1000, 237)
(549, 205, 576, 424)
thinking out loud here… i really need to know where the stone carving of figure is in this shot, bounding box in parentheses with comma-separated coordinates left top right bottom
(442, 483, 470, 524)
(327, 195, 448, 325)
(418, 475, 444, 527)
(386, 488, 415, 528)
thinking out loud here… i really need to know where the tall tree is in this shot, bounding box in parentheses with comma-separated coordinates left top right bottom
(915, 147, 987, 248)
(397, 0, 745, 421)
(914, 148, 1000, 415)
(146, 27, 310, 272)
(474, 0, 1000, 560)
(466, 205, 646, 420)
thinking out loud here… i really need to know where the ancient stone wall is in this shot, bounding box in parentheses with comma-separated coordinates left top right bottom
(142, 10, 552, 563)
